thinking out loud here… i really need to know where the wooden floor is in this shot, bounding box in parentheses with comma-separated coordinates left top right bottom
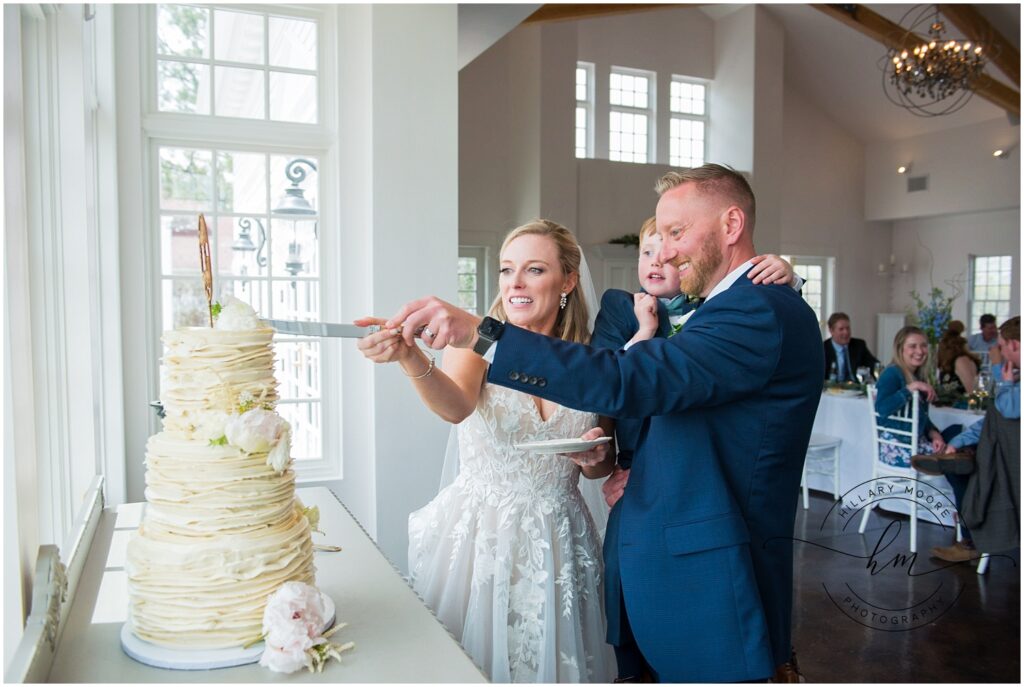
(791, 492, 1020, 683)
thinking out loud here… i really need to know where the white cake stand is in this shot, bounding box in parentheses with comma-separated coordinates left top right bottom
(121, 594, 335, 670)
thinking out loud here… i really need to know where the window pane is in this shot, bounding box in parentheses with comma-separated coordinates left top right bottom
(271, 219, 319, 278)
(214, 66, 265, 118)
(271, 279, 319, 320)
(159, 147, 213, 212)
(269, 16, 317, 70)
(160, 215, 203, 276)
(216, 151, 267, 214)
(269, 72, 318, 123)
(214, 9, 265, 64)
(270, 156, 319, 216)
(157, 5, 209, 58)
(219, 279, 270, 316)
(158, 60, 211, 114)
(277, 401, 320, 461)
(220, 216, 270, 278)
(275, 342, 321, 398)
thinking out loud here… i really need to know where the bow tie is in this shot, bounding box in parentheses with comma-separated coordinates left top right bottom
(661, 294, 706, 317)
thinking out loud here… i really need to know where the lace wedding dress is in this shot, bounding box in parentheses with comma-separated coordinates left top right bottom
(408, 383, 615, 683)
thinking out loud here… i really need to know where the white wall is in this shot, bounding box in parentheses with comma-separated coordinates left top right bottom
(890, 208, 1021, 324)
(866, 118, 1021, 221)
(330, 4, 459, 572)
(780, 84, 892, 346)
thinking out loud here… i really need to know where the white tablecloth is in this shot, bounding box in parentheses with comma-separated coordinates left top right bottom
(806, 393, 984, 526)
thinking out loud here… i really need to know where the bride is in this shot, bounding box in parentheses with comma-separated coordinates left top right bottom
(356, 220, 616, 682)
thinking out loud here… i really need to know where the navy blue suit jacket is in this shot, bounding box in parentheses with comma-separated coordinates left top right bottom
(487, 269, 824, 682)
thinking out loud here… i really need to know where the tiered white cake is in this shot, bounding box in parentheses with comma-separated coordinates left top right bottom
(126, 299, 316, 649)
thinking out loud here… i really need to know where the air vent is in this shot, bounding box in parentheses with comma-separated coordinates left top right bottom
(907, 175, 928, 192)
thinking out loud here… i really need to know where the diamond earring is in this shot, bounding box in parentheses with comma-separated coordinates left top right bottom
(559, 292, 568, 310)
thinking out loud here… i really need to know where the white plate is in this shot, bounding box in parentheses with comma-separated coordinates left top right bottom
(121, 593, 335, 670)
(515, 436, 612, 455)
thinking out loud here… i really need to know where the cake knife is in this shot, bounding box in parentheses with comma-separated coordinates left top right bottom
(267, 319, 382, 338)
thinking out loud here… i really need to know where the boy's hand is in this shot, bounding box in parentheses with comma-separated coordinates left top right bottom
(748, 254, 795, 285)
(632, 292, 659, 339)
(602, 466, 630, 508)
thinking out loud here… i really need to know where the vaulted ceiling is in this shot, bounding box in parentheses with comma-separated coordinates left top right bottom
(459, 3, 1021, 144)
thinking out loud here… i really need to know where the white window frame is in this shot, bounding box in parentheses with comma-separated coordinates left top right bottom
(457, 246, 489, 315)
(138, 4, 341, 481)
(669, 74, 709, 168)
(783, 255, 836, 334)
(575, 61, 594, 159)
(608, 65, 655, 164)
(967, 254, 1013, 334)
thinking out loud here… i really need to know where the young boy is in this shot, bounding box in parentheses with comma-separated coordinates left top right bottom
(590, 216, 802, 468)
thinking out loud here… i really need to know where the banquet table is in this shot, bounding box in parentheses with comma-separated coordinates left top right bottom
(47, 487, 487, 683)
(806, 391, 985, 527)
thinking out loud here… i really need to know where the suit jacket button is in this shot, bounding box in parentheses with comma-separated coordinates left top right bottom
(538, 378, 547, 387)
(528, 376, 538, 385)
(509, 371, 520, 381)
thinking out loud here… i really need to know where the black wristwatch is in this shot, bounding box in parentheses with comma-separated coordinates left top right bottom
(473, 316, 506, 357)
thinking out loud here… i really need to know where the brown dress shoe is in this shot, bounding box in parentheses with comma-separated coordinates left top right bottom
(930, 541, 978, 563)
(911, 450, 975, 476)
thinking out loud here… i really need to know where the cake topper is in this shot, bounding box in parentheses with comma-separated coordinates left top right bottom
(198, 213, 214, 327)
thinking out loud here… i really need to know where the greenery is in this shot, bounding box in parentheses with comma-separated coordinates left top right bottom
(909, 287, 956, 345)
(608, 234, 640, 247)
(209, 435, 228, 446)
(211, 301, 223, 319)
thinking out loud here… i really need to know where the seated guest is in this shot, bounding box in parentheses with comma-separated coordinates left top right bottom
(823, 312, 880, 381)
(875, 326, 961, 468)
(914, 316, 1020, 562)
(967, 313, 999, 358)
(936, 320, 981, 394)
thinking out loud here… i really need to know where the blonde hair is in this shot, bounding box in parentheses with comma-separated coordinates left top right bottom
(487, 219, 590, 344)
(654, 163, 756, 231)
(638, 216, 658, 242)
(891, 325, 928, 384)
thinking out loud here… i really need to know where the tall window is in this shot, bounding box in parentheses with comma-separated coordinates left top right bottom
(783, 255, 835, 333)
(157, 4, 317, 123)
(669, 76, 707, 168)
(575, 62, 594, 159)
(969, 255, 1012, 331)
(609, 67, 654, 163)
(151, 5, 331, 474)
(458, 247, 488, 315)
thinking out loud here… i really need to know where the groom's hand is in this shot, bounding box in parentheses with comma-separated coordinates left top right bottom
(603, 465, 630, 508)
(387, 296, 482, 351)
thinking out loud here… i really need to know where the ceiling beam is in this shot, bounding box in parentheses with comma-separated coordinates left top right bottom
(523, 4, 685, 24)
(941, 4, 1019, 87)
(813, 5, 1020, 117)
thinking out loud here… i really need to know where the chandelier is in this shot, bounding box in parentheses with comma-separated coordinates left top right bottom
(882, 5, 988, 117)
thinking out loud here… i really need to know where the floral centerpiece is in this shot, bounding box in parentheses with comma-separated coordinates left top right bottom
(909, 286, 957, 385)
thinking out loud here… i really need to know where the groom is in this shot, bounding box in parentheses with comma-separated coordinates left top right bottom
(389, 164, 823, 682)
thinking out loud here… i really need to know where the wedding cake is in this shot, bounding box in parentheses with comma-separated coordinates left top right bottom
(126, 298, 316, 649)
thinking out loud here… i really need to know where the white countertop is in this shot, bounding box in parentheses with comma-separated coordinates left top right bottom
(48, 487, 488, 683)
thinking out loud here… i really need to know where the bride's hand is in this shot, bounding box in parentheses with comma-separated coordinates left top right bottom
(562, 427, 609, 469)
(355, 316, 415, 364)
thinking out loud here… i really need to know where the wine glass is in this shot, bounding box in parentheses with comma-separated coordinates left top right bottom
(856, 366, 870, 385)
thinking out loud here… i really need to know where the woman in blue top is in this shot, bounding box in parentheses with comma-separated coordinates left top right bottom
(874, 326, 954, 466)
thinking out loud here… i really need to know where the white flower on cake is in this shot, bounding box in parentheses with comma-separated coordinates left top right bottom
(190, 411, 231, 441)
(224, 408, 292, 472)
(214, 295, 264, 331)
(258, 581, 354, 674)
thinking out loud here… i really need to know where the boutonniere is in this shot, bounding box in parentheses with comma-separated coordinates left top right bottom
(668, 310, 697, 337)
